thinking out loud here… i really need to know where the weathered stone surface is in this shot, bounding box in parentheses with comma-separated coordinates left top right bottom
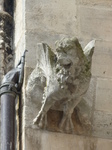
(89, 40, 112, 78)
(92, 111, 112, 138)
(78, 0, 112, 7)
(26, 37, 95, 134)
(25, 0, 77, 35)
(78, 6, 112, 41)
(15, 33, 25, 66)
(96, 138, 112, 150)
(92, 51, 112, 78)
(25, 128, 112, 150)
(95, 78, 112, 113)
(14, 0, 25, 47)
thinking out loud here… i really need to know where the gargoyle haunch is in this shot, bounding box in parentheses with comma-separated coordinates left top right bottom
(26, 37, 95, 132)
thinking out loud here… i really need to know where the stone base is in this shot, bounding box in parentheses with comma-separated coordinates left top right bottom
(33, 109, 91, 135)
(24, 128, 112, 150)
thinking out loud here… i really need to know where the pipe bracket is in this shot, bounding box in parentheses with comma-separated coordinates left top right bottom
(0, 82, 20, 96)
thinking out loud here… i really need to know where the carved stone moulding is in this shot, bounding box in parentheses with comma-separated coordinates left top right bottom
(26, 37, 95, 134)
(0, 11, 13, 74)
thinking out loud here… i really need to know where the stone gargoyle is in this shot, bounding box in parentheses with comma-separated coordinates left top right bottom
(26, 37, 95, 133)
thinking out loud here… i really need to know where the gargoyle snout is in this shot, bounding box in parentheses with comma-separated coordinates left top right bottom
(58, 58, 72, 69)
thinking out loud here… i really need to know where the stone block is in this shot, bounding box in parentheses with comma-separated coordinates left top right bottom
(78, 0, 112, 7)
(92, 110, 112, 138)
(90, 40, 112, 78)
(25, 0, 77, 35)
(14, 32, 25, 66)
(95, 78, 112, 113)
(49, 132, 84, 150)
(92, 50, 112, 78)
(14, 0, 25, 47)
(78, 6, 112, 41)
(94, 40, 112, 54)
(25, 128, 112, 150)
(96, 138, 112, 150)
(25, 129, 85, 150)
(14, 20, 24, 47)
(25, 129, 42, 150)
(26, 0, 77, 13)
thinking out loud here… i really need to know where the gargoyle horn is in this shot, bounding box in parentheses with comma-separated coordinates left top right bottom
(83, 40, 95, 62)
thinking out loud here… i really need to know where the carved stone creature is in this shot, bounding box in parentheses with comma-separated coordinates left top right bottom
(26, 37, 95, 132)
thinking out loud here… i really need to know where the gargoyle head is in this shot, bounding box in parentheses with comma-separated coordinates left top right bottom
(55, 37, 95, 72)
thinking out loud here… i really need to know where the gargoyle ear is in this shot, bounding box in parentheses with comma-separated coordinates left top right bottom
(71, 37, 85, 60)
(83, 40, 95, 62)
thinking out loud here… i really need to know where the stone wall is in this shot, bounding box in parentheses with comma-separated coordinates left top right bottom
(14, 0, 25, 64)
(14, 0, 25, 149)
(13, 0, 112, 149)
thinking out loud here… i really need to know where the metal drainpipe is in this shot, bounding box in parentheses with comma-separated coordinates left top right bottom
(1, 87, 16, 149)
(0, 50, 27, 150)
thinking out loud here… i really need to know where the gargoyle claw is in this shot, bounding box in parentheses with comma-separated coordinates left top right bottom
(33, 113, 47, 129)
(59, 114, 74, 133)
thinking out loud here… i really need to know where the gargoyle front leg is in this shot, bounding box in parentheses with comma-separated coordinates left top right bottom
(33, 111, 47, 129)
(33, 96, 55, 129)
(33, 100, 48, 128)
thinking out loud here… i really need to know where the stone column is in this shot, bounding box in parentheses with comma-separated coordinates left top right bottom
(0, 11, 13, 75)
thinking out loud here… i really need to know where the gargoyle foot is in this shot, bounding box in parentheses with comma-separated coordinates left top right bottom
(59, 114, 74, 133)
(33, 113, 47, 129)
(77, 110, 92, 130)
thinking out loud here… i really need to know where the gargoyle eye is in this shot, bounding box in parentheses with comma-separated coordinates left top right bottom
(56, 48, 62, 52)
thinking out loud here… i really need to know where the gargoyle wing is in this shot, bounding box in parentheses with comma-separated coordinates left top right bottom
(36, 43, 56, 77)
(26, 43, 56, 106)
